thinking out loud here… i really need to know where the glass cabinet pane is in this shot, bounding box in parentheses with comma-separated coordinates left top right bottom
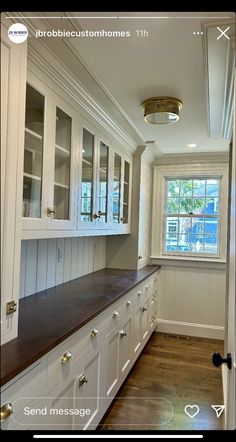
(81, 128, 94, 222)
(122, 161, 130, 224)
(98, 142, 109, 223)
(53, 107, 72, 220)
(22, 84, 44, 218)
(113, 153, 121, 223)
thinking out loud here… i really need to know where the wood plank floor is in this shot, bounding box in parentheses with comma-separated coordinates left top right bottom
(98, 332, 224, 431)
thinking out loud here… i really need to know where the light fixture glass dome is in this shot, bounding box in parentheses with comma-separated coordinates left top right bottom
(141, 96, 183, 124)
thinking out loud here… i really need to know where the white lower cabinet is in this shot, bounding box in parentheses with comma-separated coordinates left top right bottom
(1, 270, 159, 431)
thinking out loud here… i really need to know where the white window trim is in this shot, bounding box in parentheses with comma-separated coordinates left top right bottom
(150, 163, 228, 262)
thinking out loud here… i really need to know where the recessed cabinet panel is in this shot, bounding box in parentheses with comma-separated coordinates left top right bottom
(23, 84, 44, 219)
(81, 128, 95, 223)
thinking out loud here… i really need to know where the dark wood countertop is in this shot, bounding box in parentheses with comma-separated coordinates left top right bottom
(1, 266, 160, 387)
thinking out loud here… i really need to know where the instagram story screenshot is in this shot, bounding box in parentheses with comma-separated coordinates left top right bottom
(0, 8, 235, 440)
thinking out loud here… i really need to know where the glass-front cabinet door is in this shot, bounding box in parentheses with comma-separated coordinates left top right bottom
(112, 153, 122, 224)
(97, 138, 109, 227)
(22, 77, 76, 235)
(22, 82, 48, 231)
(79, 125, 95, 228)
(48, 98, 76, 230)
(110, 152, 131, 231)
(78, 120, 110, 230)
(122, 160, 130, 224)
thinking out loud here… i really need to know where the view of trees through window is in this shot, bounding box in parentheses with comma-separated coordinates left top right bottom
(164, 178, 220, 255)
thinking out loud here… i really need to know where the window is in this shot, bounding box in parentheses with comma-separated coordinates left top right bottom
(164, 177, 221, 256)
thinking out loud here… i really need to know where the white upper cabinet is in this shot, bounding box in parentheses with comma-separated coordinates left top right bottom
(22, 77, 132, 239)
(22, 75, 77, 237)
(78, 117, 132, 234)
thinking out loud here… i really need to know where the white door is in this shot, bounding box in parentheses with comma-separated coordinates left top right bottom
(225, 80, 236, 430)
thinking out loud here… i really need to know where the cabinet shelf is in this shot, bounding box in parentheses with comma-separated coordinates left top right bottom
(23, 172, 42, 181)
(25, 127, 43, 140)
(54, 182, 69, 189)
(55, 144, 70, 157)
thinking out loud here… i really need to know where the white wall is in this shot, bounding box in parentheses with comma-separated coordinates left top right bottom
(19, 237, 106, 298)
(156, 264, 226, 339)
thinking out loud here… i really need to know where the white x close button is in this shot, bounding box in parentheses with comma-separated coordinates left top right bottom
(217, 26, 230, 40)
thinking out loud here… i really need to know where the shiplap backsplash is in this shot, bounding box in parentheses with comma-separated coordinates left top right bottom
(19, 237, 106, 298)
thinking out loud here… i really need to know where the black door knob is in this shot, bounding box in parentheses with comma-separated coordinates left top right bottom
(212, 352, 232, 369)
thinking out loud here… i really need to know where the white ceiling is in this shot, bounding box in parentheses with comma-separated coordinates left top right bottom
(64, 11, 234, 155)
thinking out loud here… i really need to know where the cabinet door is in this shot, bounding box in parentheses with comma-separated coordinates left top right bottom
(111, 152, 122, 226)
(22, 82, 48, 231)
(104, 327, 120, 399)
(149, 293, 158, 331)
(141, 290, 149, 341)
(1, 24, 27, 344)
(48, 99, 76, 230)
(132, 289, 142, 356)
(78, 119, 97, 229)
(95, 134, 110, 229)
(119, 317, 132, 379)
(121, 159, 131, 225)
(74, 347, 101, 430)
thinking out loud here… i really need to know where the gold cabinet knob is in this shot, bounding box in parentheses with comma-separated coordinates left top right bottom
(78, 373, 88, 387)
(145, 284, 149, 290)
(137, 291, 142, 296)
(61, 350, 73, 364)
(90, 328, 99, 338)
(142, 306, 148, 312)
(127, 300, 132, 306)
(152, 316, 156, 322)
(0, 403, 13, 422)
(47, 207, 56, 216)
(113, 311, 119, 318)
(120, 330, 127, 337)
(152, 295, 157, 301)
(154, 277, 157, 282)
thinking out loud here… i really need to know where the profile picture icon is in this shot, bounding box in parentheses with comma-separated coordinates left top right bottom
(8, 23, 28, 43)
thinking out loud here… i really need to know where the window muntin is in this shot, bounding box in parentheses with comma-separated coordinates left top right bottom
(164, 178, 220, 256)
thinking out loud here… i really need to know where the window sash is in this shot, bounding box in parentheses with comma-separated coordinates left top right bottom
(163, 177, 220, 257)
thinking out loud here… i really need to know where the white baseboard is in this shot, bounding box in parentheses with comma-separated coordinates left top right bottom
(156, 319, 224, 340)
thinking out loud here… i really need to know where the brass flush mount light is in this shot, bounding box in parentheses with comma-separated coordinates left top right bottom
(141, 96, 183, 124)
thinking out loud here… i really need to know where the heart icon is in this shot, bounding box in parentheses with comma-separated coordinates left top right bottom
(184, 404, 200, 418)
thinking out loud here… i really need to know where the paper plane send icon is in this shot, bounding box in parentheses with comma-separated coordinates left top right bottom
(211, 405, 226, 418)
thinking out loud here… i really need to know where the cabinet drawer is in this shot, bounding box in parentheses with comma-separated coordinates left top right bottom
(1, 361, 45, 430)
(46, 312, 108, 389)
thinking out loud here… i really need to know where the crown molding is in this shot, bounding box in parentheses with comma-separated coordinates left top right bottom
(4, 12, 141, 153)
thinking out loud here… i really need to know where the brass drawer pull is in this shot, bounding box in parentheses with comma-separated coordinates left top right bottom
(61, 350, 73, 364)
(113, 311, 119, 318)
(142, 306, 148, 312)
(90, 328, 99, 338)
(0, 403, 13, 422)
(152, 295, 157, 301)
(154, 277, 157, 282)
(137, 291, 142, 296)
(120, 330, 127, 337)
(127, 300, 132, 306)
(145, 284, 149, 290)
(152, 316, 156, 322)
(78, 373, 88, 387)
